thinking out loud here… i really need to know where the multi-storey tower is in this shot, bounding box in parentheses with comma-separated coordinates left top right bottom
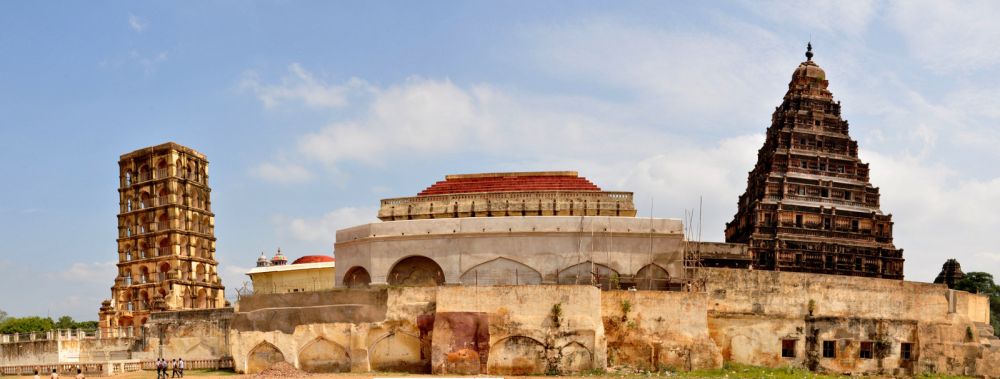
(99, 142, 226, 338)
(725, 45, 904, 279)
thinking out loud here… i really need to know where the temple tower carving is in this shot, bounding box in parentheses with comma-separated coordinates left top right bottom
(725, 44, 904, 279)
(99, 142, 226, 337)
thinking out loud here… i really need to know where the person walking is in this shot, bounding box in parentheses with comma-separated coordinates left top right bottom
(33, 369, 40, 379)
(177, 358, 184, 378)
(50, 368, 58, 379)
(156, 358, 164, 379)
(75, 368, 84, 379)
(171, 359, 179, 378)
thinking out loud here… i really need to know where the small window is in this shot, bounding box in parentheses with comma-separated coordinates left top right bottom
(844, 191, 852, 200)
(795, 214, 803, 227)
(814, 120, 820, 126)
(821, 188, 829, 197)
(901, 342, 912, 361)
(851, 220, 859, 232)
(800, 161, 808, 169)
(819, 163, 826, 171)
(822, 341, 836, 358)
(781, 339, 796, 358)
(860, 341, 873, 359)
(823, 218, 831, 230)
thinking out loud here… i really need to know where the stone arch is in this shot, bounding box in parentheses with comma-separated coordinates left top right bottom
(343, 266, 371, 288)
(460, 257, 542, 286)
(557, 261, 619, 290)
(297, 337, 350, 373)
(634, 263, 670, 291)
(559, 341, 593, 373)
(196, 288, 208, 308)
(246, 341, 286, 374)
(369, 331, 426, 372)
(487, 336, 547, 375)
(388, 256, 444, 286)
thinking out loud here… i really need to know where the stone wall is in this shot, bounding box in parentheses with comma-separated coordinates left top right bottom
(142, 308, 233, 361)
(335, 216, 686, 288)
(700, 268, 995, 376)
(601, 291, 720, 371)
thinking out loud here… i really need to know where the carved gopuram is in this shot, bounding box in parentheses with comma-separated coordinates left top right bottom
(725, 44, 904, 279)
(99, 142, 226, 338)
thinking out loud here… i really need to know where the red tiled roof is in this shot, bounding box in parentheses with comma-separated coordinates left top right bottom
(417, 171, 601, 196)
(291, 255, 335, 265)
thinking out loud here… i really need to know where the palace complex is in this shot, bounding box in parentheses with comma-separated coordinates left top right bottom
(725, 44, 904, 279)
(98, 143, 226, 338)
(1, 46, 995, 378)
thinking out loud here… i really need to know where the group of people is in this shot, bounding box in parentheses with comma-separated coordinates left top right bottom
(155, 358, 185, 378)
(32, 368, 84, 379)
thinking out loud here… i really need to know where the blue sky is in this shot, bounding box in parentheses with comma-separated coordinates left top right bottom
(2, 1, 999, 320)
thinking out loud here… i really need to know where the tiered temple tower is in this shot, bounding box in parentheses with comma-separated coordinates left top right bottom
(99, 142, 226, 338)
(725, 44, 904, 279)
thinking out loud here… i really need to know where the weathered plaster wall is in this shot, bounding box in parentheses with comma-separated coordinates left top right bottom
(700, 268, 995, 376)
(143, 308, 233, 360)
(229, 287, 436, 374)
(601, 291, 721, 371)
(335, 216, 685, 287)
(434, 285, 606, 375)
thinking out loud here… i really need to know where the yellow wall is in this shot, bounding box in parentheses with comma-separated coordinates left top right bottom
(251, 267, 335, 294)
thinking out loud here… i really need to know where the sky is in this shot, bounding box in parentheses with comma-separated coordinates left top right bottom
(1, 1, 999, 321)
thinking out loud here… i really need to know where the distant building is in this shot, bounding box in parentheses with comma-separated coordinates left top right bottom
(99, 142, 226, 338)
(933, 259, 966, 289)
(246, 251, 335, 294)
(725, 44, 904, 279)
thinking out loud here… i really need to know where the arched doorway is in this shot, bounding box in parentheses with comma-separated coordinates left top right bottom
(343, 266, 372, 288)
(557, 261, 619, 290)
(388, 256, 444, 286)
(298, 338, 350, 373)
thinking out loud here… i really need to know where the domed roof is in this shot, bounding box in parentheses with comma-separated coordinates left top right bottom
(271, 248, 288, 265)
(417, 171, 601, 196)
(292, 255, 335, 265)
(792, 43, 825, 81)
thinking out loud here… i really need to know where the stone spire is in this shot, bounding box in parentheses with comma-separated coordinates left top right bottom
(725, 49, 904, 279)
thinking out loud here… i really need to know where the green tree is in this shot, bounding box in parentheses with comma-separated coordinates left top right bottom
(55, 316, 76, 330)
(0, 316, 55, 334)
(955, 272, 1000, 337)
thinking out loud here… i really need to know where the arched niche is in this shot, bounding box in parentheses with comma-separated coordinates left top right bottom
(460, 257, 541, 286)
(487, 336, 546, 375)
(634, 263, 671, 291)
(559, 342, 593, 373)
(246, 341, 285, 374)
(557, 261, 619, 290)
(343, 266, 372, 288)
(369, 332, 427, 373)
(388, 256, 444, 287)
(298, 338, 350, 373)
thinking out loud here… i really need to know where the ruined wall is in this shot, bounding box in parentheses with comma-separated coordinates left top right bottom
(229, 287, 436, 374)
(701, 268, 994, 376)
(143, 308, 233, 361)
(0, 336, 134, 366)
(601, 291, 721, 371)
(434, 285, 606, 375)
(0, 340, 61, 365)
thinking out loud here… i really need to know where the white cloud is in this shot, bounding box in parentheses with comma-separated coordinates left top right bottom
(241, 64, 372, 109)
(128, 13, 146, 33)
(129, 49, 168, 73)
(740, 0, 878, 37)
(287, 207, 379, 243)
(889, 0, 1000, 73)
(54, 261, 117, 284)
(251, 162, 313, 184)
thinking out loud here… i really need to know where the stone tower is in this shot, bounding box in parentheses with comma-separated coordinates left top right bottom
(99, 142, 226, 338)
(724, 44, 904, 279)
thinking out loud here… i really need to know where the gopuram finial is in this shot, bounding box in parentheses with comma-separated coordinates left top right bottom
(806, 42, 813, 61)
